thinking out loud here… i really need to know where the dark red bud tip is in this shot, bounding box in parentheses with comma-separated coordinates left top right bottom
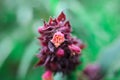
(49, 16, 53, 22)
(64, 21, 71, 28)
(56, 48, 64, 57)
(68, 44, 81, 54)
(49, 17, 58, 26)
(57, 12, 66, 22)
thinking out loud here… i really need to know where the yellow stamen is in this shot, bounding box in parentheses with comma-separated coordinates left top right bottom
(51, 32, 65, 47)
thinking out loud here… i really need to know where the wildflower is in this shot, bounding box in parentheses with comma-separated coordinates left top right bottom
(36, 12, 85, 79)
(51, 31, 65, 48)
(84, 64, 104, 80)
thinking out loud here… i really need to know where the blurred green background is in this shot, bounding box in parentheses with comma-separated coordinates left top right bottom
(0, 0, 120, 80)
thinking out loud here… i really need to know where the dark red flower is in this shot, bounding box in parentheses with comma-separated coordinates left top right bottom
(36, 12, 85, 78)
(83, 64, 104, 80)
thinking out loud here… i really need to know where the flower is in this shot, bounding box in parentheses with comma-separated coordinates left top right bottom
(51, 31, 65, 48)
(83, 64, 104, 80)
(36, 12, 85, 77)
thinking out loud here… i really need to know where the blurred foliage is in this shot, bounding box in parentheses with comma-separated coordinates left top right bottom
(0, 0, 120, 80)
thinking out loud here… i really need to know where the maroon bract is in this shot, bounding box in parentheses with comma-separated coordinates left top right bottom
(56, 48, 64, 57)
(36, 12, 85, 78)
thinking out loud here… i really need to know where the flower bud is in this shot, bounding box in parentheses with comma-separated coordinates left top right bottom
(42, 70, 53, 80)
(57, 11, 66, 22)
(56, 48, 64, 57)
(68, 44, 81, 54)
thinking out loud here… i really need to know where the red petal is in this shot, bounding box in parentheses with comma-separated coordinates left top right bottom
(38, 27, 44, 33)
(49, 17, 57, 25)
(49, 17, 53, 24)
(57, 12, 66, 22)
(64, 21, 71, 28)
(64, 21, 72, 32)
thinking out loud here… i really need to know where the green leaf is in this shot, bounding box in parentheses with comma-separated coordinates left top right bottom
(0, 37, 14, 68)
(17, 40, 39, 80)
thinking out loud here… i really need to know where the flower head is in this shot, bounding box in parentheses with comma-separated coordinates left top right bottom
(36, 12, 85, 76)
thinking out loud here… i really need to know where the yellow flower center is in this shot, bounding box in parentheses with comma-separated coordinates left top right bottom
(51, 32, 65, 48)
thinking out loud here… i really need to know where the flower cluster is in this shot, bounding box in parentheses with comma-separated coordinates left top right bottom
(36, 12, 85, 80)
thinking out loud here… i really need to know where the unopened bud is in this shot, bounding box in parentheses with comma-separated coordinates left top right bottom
(68, 44, 81, 54)
(42, 70, 53, 80)
(56, 48, 64, 57)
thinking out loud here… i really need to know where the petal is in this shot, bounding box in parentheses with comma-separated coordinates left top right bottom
(38, 27, 44, 33)
(64, 21, 71, 28)
(57, 12, 66, 22)
(36, 53, 42, 58)
(62, 21, 72, 33)
(49, 17, 57, 26)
